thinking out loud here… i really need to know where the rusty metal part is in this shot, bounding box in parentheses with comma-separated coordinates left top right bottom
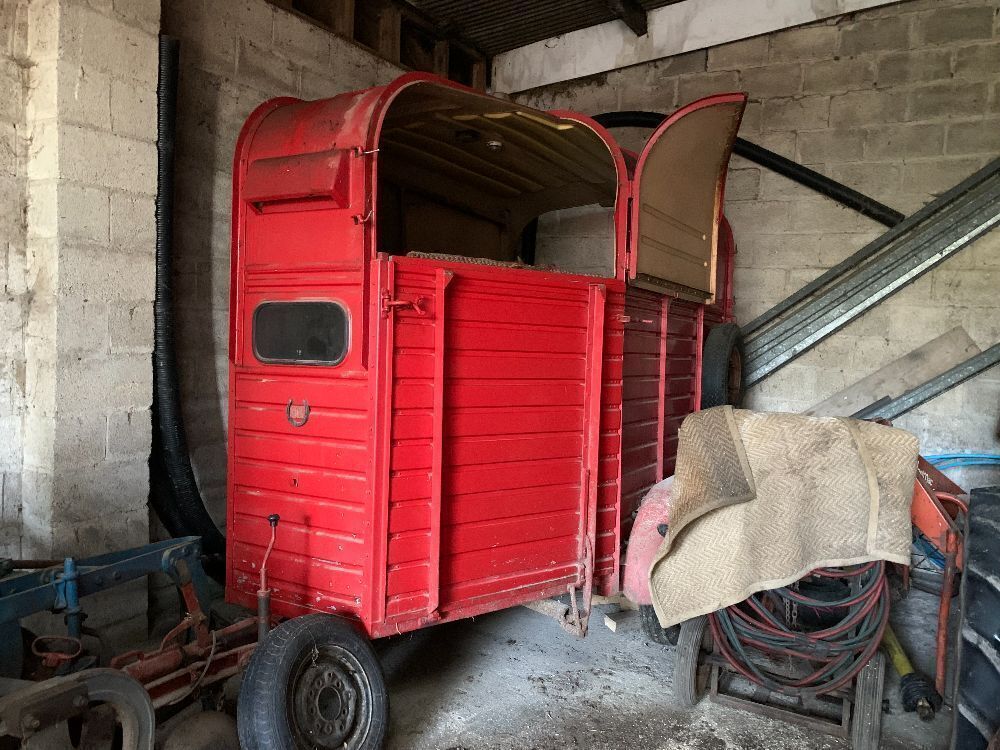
(31, 636, 82, 669)
(909, 457, 967, 697)
(0, 676, 88, 739)
(709, 661, 852, 739)
(523, 591, 590, 639)
(112, 616, 257, 709)
(936, 533, 959, 699)
(0, 668, 154, 750)
(257, 514, 280, 644)
(104, 568, 258, 709)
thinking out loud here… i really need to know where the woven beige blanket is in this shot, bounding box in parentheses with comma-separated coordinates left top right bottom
(649, 407, 918, 628)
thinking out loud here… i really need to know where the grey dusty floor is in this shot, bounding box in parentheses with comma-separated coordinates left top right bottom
(378, 592, 952, 750)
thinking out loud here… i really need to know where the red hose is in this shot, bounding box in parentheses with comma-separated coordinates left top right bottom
(709, 562, 888, 697)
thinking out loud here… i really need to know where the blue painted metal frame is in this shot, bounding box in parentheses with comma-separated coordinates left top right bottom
(0, 537, 209, 633)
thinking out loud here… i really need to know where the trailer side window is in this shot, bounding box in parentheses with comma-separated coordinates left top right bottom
(253, 301, 349, 365)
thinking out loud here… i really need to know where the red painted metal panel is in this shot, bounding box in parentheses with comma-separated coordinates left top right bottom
(619, 289, 664, 524)
(380, 257, 616, 623)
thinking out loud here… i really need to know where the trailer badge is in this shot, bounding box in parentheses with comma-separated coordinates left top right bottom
(286, 399, 310, 427)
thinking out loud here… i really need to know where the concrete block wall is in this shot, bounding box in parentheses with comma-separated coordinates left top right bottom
(1, 0, 159, 641)
(162, 0, 402, 524)
(536, 206, 616, 277)
(0, 0, 28, 558)
(516, 0, 1000, 479)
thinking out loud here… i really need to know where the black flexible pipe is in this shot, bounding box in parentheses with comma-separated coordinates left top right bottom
(152, 35, 226, 565)
(592, 110, 905, 229)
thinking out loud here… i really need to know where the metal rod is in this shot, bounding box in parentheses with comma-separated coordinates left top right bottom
(257, 514, 279, 644)
(733, 138, 904, 228)
(591, 111, 904, 228)
(63, 558, 81, 640)
(936, 534, 957, 698)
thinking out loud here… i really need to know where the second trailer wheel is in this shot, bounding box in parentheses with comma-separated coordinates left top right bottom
(639, 604, 681, 646)
(673, 615, 712, 708)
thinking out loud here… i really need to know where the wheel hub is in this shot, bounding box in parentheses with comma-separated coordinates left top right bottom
(293, 661, 358, 748)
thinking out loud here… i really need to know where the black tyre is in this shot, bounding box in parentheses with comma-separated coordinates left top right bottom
(639, 605, 680, 645)
(238, 614, 388, 750)
(952, 486, 1000, 750)
(850, 651, 886, 750)
(701, 323, 744, 408)
(673, 615, 710, 708)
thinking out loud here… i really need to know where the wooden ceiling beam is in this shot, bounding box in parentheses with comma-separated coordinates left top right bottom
(602, 0, 648, 36)
(376, 1, 402, 62)
(265, 0, 487, 88)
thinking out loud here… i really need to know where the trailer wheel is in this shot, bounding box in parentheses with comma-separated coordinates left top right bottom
(673, 615, 711, 708)
(639, 605, 680, 645)
(850, 651, 886, 750)
(238, 614, 388, 750)
(701, 323, 744, 408)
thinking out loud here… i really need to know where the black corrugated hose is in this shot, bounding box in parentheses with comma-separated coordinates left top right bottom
(591, 110, 905, 229)
(152, 35, 226, 574)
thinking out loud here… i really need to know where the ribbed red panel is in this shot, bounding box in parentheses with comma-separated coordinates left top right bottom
(383, 258, 623, 620)
(620, 289, 664, 523)
(228, 268, 371, 619)
(663, 300, 702, 477)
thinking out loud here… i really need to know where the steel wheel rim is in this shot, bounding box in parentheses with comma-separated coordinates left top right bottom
(290, 645, 372, 749)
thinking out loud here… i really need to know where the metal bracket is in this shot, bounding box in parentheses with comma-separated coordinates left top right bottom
(380, 292, 428, 318)
(286, 399, 310, 427)
(523, 592, 588, 639)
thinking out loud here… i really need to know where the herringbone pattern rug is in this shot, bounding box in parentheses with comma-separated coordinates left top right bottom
(649, 407, 918, 628)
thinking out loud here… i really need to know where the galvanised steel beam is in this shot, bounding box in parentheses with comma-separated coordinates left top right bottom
(852, 343, 1000, 420)
(742, 158, 1000, 387)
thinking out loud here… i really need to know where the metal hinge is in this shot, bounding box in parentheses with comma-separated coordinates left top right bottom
(380, 292, 427, 317)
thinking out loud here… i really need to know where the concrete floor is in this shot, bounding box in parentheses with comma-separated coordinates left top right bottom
(378, 596, 952, 750)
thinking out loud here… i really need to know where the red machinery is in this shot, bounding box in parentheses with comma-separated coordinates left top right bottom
(226, 73, 745, 748)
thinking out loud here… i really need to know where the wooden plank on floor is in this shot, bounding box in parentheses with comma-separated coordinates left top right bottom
(805, 326, 980, 417)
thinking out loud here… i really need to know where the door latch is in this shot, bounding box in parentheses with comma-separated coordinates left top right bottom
(380, 292, 427, 317)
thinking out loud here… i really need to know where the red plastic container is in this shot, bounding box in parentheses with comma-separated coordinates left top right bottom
(226, 73, 744, 639)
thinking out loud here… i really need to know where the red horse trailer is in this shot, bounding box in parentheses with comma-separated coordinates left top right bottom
(227, 73, 745, 749)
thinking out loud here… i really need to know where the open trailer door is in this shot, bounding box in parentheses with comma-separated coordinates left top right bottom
(628, 93, 746, 301)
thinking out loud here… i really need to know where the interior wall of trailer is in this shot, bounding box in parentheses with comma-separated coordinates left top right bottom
(514, 0, 1000, 489)
(162, 0, 402, 525)
(375, 84, 619, 276)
